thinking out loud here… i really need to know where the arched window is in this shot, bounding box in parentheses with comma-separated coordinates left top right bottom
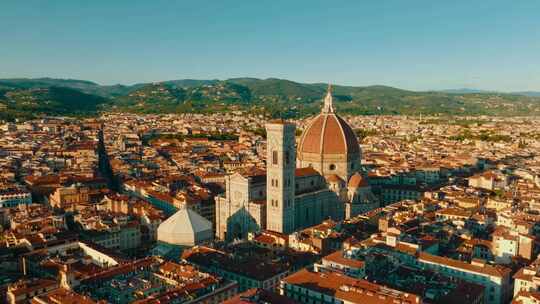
(272, 151, 278, 165)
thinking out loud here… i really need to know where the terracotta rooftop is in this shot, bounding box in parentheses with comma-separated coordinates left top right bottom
(418, 252, 511, 278)
(323, 250, 365, 269)
(223, 288, 298, 304)
(326, 174, 344, 183)
(295, 167, 320, 177)
(32, 288, 97, 304)
(283, 268, 420, 304)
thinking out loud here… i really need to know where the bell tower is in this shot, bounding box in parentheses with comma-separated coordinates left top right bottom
(266, 121, 296, 234)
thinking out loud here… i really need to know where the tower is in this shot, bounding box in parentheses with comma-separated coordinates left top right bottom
(266, 121, 296, 234)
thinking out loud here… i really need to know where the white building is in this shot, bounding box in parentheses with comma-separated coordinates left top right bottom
(469, 171, 508, 191)
(157, 207, 213, 247)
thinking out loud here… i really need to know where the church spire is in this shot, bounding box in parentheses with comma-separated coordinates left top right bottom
(322, 83, 334, 113)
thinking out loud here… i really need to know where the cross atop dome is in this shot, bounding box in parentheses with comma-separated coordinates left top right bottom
(322, 83, 334, 113)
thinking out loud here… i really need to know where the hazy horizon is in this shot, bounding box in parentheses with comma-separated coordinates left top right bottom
(2, 76, 540, 94)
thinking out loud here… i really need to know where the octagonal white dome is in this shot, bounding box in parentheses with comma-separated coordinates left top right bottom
(157, 208, 212, 246)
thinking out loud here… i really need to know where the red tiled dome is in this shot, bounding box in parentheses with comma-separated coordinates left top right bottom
(298, 113, 360, 157)
(348, 172, 368, 188)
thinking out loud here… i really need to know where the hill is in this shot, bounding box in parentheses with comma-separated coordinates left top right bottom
(0, 77, 135, 97)
(110, 81, 251, 113)
(1, 77, 540, 120)
(0, 78, 99, 90)
(0, 86, 108, 121)
(440, 88, 493, 94)
(163, 79, 220, 88)
(514, 91, 540, 97)
(228, 78, 323, 100)
(441, 88, 540, 97)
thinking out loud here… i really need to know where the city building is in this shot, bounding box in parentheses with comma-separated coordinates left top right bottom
(281, 267, 422, 304)
(216, 88, 379, 241)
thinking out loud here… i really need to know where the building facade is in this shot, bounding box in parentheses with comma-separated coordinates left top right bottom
(216, 87, 379, 241)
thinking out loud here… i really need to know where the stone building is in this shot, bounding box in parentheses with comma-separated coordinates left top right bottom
(216, 86, 379, 241)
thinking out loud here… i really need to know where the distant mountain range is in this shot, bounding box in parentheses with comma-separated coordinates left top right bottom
(440, 88, 540, 97)
(1, 77, 540, 121)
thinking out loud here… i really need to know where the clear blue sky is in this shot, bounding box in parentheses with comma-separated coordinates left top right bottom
(1, 1, 539, 91)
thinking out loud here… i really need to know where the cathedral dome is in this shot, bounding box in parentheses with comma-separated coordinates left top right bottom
(298, 113, 359, 156)
(297, 86, 360, 159)
(348, 172, 368, 188)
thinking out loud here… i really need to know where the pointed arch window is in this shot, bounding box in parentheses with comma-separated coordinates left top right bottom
(272, 151, 278, 165)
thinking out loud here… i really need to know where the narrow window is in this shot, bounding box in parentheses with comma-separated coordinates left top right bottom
(272, 151, 278, 165)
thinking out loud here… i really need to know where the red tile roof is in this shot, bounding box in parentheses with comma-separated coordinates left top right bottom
(298, 113, 359, 157)
(283, 268, 419, 304)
